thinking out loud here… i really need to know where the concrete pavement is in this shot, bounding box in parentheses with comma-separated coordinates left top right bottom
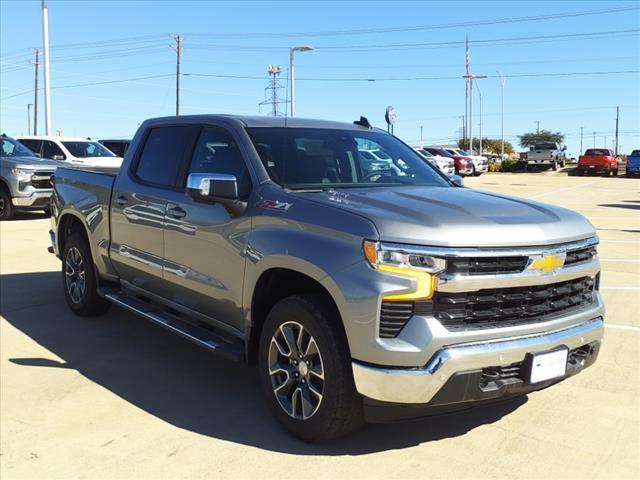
(1, 173, 638, 479)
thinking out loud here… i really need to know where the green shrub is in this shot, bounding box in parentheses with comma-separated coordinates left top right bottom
(500, 159, 522, 172)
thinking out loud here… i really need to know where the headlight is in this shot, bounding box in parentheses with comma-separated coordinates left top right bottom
(363, 240, 446, 301)
(11, 168, 33, 182)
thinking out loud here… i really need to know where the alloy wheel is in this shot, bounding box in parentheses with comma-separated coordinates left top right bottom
(268, 321, 325, 420)
(64, 247, 86, 304)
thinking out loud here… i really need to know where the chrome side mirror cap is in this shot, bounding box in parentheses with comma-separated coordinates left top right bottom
(186, 173, 239, 201)
(450, 174, 464, 187)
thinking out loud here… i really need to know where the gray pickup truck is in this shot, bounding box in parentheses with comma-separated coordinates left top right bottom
(521, 142, 567, 171)
(1, 134, 60, 220)
(49, 115, 604, 441)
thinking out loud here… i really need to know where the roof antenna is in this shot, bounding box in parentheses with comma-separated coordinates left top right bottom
(354, 116, 371, 129)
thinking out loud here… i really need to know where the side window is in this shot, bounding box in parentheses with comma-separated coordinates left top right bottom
(136, 126, 199, 187)
(19, 139, 41, 156)
(42, 141, 66, 160)
(187, 128, 251, 197)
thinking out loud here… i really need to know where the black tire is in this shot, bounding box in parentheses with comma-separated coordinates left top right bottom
(551, 160, 558, 171)
(258, 294, 363, 442)
(0, 186, 14, 221)
(62, 232, 110, 316)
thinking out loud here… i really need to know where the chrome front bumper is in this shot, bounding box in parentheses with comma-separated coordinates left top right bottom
(12, 190, 52, 207)
(352, 317, 604, 404)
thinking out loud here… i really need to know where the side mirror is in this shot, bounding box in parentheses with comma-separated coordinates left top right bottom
(34, 153, 42, 158)
(450, 174, 464, 187)
(562, 146, 567, 151)
(52, 154, 65, 161)
(186, 173, 239, 201)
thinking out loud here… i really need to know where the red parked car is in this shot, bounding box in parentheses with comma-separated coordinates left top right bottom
(423, 147, 473, 176)
(578, 148, 620, 176)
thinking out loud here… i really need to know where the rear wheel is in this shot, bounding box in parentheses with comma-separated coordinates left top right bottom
(0, 186, 14, 221)
(62, 232, 110, 316)
(258, 294, 363, 442)
(551, 160, 558, 171)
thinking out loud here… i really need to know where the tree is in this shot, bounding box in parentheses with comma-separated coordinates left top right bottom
(518, 129, 564, 148)
(458, 138, 514, 155)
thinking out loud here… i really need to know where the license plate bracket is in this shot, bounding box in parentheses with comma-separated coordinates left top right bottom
(525, 347, 569, 384)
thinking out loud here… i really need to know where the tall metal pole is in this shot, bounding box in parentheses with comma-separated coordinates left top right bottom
(289, 49, 295, 117)
(170, 34, 182, 116)
(593, 131, 596, 148)
(465, 36, 469, 146)
(477, 85, 482, 155)
(41, 0, 52, 135)
(27, 104, 32, 135)
(499, 73, 505, 159)
(580, 126, 584, 154)
(536, 121, 540, 134)
(420, 126, 423, 144)
(32, 49, 39, 135)
(614, 106, 619, 155)
(469, 78, 473, 153)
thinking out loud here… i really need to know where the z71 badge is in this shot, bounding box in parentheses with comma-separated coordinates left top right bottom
(260, 199, 293, 211)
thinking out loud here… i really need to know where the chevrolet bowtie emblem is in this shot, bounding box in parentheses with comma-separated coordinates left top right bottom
(529, 254, 566, 274)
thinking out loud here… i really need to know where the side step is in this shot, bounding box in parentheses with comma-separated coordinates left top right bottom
(102, 289, 244, 362)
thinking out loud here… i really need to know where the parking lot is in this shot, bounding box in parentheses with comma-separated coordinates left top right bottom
(1, 171, 638, 479)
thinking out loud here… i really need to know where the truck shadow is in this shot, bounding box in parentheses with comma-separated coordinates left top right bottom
(1, 271, 526, 455)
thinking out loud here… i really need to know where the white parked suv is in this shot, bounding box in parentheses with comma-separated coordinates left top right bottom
(445, 148, 488, 176)
(413, 147, 455, 176)
(17, 136, 122, 169)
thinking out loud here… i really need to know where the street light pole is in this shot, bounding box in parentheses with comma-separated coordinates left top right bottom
(477, 84, 483, 155)
(580, 126, 584, 154)
(289, 45, 313, 117)
(41, 0, 52, 135)
(420, 125, 423, 144)
(498, 72, 506, 160)
(27, 104, 33, 135)
(462, 73, 487, 153)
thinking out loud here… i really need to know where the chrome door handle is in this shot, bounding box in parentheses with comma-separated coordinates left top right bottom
(115, 195, 128, 206)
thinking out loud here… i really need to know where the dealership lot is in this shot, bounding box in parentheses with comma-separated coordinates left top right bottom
(1, 172, 638, 479)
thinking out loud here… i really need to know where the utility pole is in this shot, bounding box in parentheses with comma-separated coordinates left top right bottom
(27, 104, 32, 135)
(258, 64, 286, 116)
(460, 116, 465, 146)
(464, 36, 469, 145)
(31, 49, 39, 135)
(41, 0, 52, 135)
(536, 121, 540, 134)
(476, 84, 483, 155)
(498, 72, 506, 160)
(580, 126, 584, 154)
(604, 136, 607, 147)
(614, 106, 619, 155)
(420, 126, 424, 144)
(170, 34, 182, 116)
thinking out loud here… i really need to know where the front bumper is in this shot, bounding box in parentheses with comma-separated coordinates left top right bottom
(12, 190, 52, 208)
(473, 162, 488, 173)
(352, 316, 603, 405)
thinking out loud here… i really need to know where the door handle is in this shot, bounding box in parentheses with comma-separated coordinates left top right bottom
(115, 195, 128, 206)
(166, 205, 186, 219)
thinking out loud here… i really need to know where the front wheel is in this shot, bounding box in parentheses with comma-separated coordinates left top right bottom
(0, 187, 14, 221)
(62, 232, 111, 316)
(551, 160, 558, 171)
(258, 294, 363, 442)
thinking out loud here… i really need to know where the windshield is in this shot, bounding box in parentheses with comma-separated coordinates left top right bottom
(0, 138, 37, 158)
(62, 141, 115, 158)
(418, 148, 434, 157)
(631, 150, 640, 157)
(426, 147, 452, 157)
(533, 143, 558, 150)
(247, 127, 450, 190)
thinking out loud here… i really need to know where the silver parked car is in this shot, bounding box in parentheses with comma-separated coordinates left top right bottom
(0, 134, 61, 220)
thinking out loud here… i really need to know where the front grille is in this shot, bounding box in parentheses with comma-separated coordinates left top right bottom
(447, 256, 528, 275)
(565, 245, 597, 266)
(433, 276, 595, 331)
(31, 172, 53, 189)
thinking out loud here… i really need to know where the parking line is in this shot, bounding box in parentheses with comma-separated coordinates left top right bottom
(599, 239, 640, 244)
(599, 259, 640, 263)
(605, 323, 640, 332)
(526, 181, 596, 199)
(600, 286, 640, 291)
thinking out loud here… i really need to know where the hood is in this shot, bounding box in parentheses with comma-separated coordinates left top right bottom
(4, 156, 64, 170)
(295, 186, 595, 247)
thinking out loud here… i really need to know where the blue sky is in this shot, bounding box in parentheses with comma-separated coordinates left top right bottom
(1, 0, 639, 156)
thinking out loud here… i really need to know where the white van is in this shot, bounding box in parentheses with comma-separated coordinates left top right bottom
(17, 136, 122, 169)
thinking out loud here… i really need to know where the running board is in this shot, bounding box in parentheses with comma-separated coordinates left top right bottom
(103, 290, 244, 362)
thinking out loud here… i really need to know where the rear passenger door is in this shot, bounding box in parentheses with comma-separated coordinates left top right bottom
(110, 125, 200, 296)
(161, 126, 253, 331)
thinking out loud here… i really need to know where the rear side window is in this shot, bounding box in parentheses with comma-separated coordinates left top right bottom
(135, 126, 199, 187)
(18, 139, 42, 156)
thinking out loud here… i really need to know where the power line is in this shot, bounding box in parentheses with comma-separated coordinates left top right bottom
(185, 5, 640, 39)
(184, 69, 639, 82)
